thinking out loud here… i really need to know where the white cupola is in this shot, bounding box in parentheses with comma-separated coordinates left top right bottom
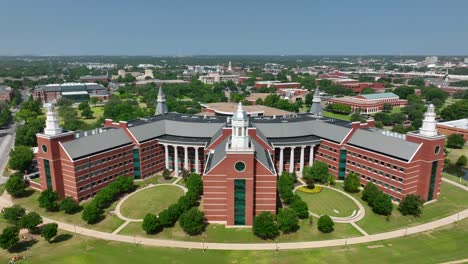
(419, 104, 437, 137)
(230, 102, 250, 149)
(44, 103, 63, 135)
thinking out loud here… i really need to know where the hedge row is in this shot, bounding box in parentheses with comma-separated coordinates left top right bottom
(277, 172, 309, 219)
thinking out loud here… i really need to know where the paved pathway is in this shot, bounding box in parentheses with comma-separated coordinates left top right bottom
(442, 177, 468, 191)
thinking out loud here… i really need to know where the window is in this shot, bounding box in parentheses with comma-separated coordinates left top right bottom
(398, 178, 403, 183)
(234, 179, 246, 225)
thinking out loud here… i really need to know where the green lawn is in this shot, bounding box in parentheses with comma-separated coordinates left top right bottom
(79, 105, 104, 124)
(297, 188, 359, 217)
(323, 111, 351, 121)
(1, 219, 467, 263)
(12, 189, 124, 233)
(443, 172, 468, 186)
(120, 185, 184, 219)
(338, 181, 468, 234)
(446, 146, 468, 168)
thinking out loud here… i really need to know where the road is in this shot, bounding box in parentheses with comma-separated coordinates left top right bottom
(0, 122, 17, 184)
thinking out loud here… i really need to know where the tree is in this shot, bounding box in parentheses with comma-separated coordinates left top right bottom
(344, 172, 360, 193)
(392, 124, 406, 134)
(162, 168, 171, 180)
(446, 134, 465, 149)
(185, 173, 203, 195)
(81, 202, 103, 224)
(290, 195, 309, 219)
(3, 205, 26, 225)
(38, 189, 60, 211)
(303, 161, 329, 184)
(60, 197, 81, 214)
(362, 182, 380, 206)
(398, 194, 424, 217)
(375, 121, 384, 129)
(393, 86, 415, 99)
(41, 223, 58, 243)
(142, 213, 163, 234)
(0, 226, 19, 250)
(5, 172, 26, 197)
(20, 212, 43, 233)
(15, 118, 45, 147)
(179, 208, 206, 236)
(317, 214, 334, 233)
(372, 192, 393, 216)
(440, 100, 468, 121)
(8, 145, 34, 172)
(90, 96, 100, 105)
(277, 208, 299, 233)
(252, 211, 279, 239)
(383, 103, 393, 112)
(177, 191, 199, 211)
(159, 204, 182, 227)
(361, 88, 374, 94)
(456, 155, 467, 167)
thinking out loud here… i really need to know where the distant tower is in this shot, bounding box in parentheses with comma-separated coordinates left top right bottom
(44, 103, 63, 135)
(419, 104, 437, 137)
(230, 102, 250, 149)
(228, 61, 232, 72)
(310, 87, 322, 117)
(155, 87, 168, 115)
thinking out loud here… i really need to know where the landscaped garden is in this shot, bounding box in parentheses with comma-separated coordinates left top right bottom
(297, 187, 359, 218)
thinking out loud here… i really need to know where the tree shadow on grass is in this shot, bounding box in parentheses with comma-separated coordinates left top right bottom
(9, 239, 38, 253)
(52, 233, 73, 243)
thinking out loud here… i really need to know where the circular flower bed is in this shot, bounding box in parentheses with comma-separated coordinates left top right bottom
(297, 186, 323, 194)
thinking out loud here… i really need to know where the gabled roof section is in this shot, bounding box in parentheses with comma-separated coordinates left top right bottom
(204, 136, 229, 174)
(347, 129, 421, 161)
(252, 139, 276, 174)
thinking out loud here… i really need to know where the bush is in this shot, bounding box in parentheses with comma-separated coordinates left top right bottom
(185, 173, 203, 196)
(142, 213, 163, 234)
(305, 178, 315, 189)
(303, 161, 329, 184)
(38, 189, 59, 211)
(290, 195, 309, 219)
(344, 172, 360, 193)
(19, 212, 43, 233)
(372, 192, 393, 216)
(252, 211, 279, 239)
(278, 173, 295, 204)
(179, 208, 206, 235)
(81, 202, 103, 224)
(398, 194, 424, 217)
(327, 175, 336, 186)
(447, 134, 465, 149)
(8, 145, 34, 172)
(177, 191, 199, 211)
(0, 226, 19, 250)
(162, 169, 171, 180)
(277, 208, 299, 233)
(362, 182, 379, 206)
(159, 203, 182, 227)
(456, 155, 467, 167)
(297, 185, 323, 194)
(5, 172, 26, 197)
(60, 197, 81, 214)
(41, 223, 58, 243)
(317, 214, 334, 233)
(3, 205, 26, 226)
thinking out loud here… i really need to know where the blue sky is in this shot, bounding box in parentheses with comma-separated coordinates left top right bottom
(1, 0, 467, 55)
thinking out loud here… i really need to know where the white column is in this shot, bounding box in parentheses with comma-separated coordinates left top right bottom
(309, 145, 315, 166)
(195, 147, 200, 174)
(164, 144, 169, 169)
(299, 146, 305, 173)
(289, 146, 295, 173)
(184, 146, 189, 171)
(174, 146, 179, 176)
(279, 147, 284, 174)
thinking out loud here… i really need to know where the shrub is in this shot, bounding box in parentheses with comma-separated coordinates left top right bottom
(372, 192, 393, 216)
(456, 155, 467, 167)
(81, 202, 103, 224)
(277, 208, 299, 233)
(38, 189, 59, 211)
(303, 161, 329, 184)
(305, 178, 315, 189)
(177, 191, 199, 211)
(60, 197, 81, 214)
(362, 182, 379, 205)
(41, 223, 58, 243)
(181, 169, 190, 180)
(290, 195, 309, 219)
(19, 212, 43, 233)
(179, 208, 206, 235)
(5, 172, 26, 197)
(344, 172, 360, 193)
(297, 185, 323, 194)
(185, 173, 203, 195)
(317, 214, 334, 233)
(3, 205, 26, 226)
(278, 173, 295, 204)
(398, 194, 424, 217)
(252, 211, 279, 239)
(0, 226, 19, 250)
(327, 175, 336, 186)
(159, 204, 182, 227)
(142, 213, 163, 234)
(162, 169, 171, 180)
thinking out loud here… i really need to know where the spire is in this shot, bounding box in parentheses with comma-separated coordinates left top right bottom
(310, 87, 322, 117)
(419, 104, 437, 137)
(155, 86, 168, 115)
(228, 61, 232, 72)
(230, 102, 250, 150)
(44, 103, 63, 135)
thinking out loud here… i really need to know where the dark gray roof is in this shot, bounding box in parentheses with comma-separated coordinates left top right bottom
(269, 135, 321, 146)
(347, 129, 421, 161)
(204, 137, 229, 173)
(252, 139, 276, 174)
(61, 129, 132, 160)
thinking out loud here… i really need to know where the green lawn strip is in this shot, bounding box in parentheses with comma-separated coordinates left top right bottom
(1, 219, 467, 264)
(119, 219, 360, 243)
(334, 181, 468, 234)
(12, 189, 124, 233)
(297, 188, 359, 217)
(443, 173, 468, 187)
(119, 185, 184, 219)
(446, 146, 468, 168)
(323, 111, 351, 121)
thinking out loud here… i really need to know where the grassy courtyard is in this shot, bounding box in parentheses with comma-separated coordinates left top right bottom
(323, 111, 351, 121)
(120, 185, 184, 219)
(446, 146, 468, 168)
(0, 219, 466, 263)
(297, 187, 359, 218)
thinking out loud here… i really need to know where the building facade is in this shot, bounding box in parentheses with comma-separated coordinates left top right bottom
(328, 92, 408, 114)
(33, 83, 110, 103)
(0, 85, 14, 102)
(35, 88, 445, 226)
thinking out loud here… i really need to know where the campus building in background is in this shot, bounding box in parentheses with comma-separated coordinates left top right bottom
(33, 83, 110, 103)
(328, 93, 408, 114)
(0, 85, 14, 103)
(34, 88, 445, 226)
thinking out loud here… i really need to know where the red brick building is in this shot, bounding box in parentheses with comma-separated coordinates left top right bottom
(0, 85, 14, 102)
(328, 92, 408, 114)
(436, 119, 468, 142)
(33, 83, 109, 103)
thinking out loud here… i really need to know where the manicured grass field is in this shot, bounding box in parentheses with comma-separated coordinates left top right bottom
(443, 172, 468, 186)
(1, 219, 467, 263)
(119, 218, 361, 243)
(12, 189, 124, 233)
(80, 105, 105, 124)
(446, 146, 468, 168)
(297, 187, 359, 217)
(338, 181, 468, 234)
(120, 185, 184, 219)
(323, 111, 351, 121)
